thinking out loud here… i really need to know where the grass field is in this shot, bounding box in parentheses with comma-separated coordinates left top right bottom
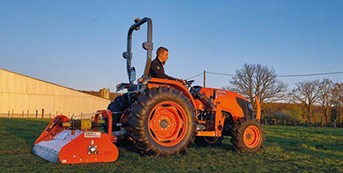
(0, 118, 342, 172)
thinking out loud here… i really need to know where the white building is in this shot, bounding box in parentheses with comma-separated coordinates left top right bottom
(0, 69, 110, 118)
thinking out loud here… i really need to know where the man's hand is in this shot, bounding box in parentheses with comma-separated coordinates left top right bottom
(181, 79, 186, 85)
(176, 79, 186, 85)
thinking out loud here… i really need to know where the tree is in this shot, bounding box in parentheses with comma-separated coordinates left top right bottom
(318, 79, 334, 124)
(288, 105, 305, 123)
(289, 80, 321, 124)
(226, 64, 287, 110)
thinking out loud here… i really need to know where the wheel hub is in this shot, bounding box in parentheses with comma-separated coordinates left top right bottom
(148, 101, 187, 147)
(246, 133, 251, 140)
(160, 120, 168, 128)
(243, 125, 261, 148)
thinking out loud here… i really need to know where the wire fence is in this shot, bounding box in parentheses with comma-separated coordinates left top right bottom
(0, 109, 81, 119)
(0, 112, 55, 119)
(261, 118, 342, 128)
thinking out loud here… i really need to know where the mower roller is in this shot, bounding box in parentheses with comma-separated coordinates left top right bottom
(33, 17, 265, 164)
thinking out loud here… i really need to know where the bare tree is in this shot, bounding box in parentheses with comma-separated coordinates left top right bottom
(289, 80, 321, 124)
(318, 78, 334, 124)
(226, 64, 287, 109)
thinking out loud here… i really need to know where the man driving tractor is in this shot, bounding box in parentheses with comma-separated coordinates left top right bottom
(149, 46, 186, 84)
(32, 18, 264, 164)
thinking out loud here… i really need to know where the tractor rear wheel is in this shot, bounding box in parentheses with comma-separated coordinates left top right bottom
(128, 87, 197, 156)
(230, 117, 265, 152)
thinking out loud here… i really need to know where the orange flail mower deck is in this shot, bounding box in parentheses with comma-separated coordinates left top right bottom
(32, 111, 119, 164)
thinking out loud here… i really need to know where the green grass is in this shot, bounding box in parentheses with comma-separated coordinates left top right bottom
(0, 118, 342, 172)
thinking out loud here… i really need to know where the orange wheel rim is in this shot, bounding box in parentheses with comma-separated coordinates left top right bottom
(148, 101, 187, 147)
(243, 125, 260, 148)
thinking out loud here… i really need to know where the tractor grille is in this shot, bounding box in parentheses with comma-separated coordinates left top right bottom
(236, 97, 253, 118)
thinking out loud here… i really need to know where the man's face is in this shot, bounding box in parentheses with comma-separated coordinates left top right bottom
(159, 50, 169, 63)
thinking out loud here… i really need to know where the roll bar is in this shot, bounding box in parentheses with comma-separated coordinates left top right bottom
(122, 17, 153, 85)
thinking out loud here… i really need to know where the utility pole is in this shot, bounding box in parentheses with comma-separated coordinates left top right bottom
(203, 70, 206, 87)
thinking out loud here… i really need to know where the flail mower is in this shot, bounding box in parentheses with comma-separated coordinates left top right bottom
(32, 17, 265, 164)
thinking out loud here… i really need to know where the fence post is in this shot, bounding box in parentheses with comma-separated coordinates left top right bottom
(265, 119, 267, 125)
(334, 119, 337, 128)
(42, 109, 44, 118)
(307, 120, 310, 127)
(284, 119, 286, 126)
(321, 117, 323, 128)
(274, 119, 277, 126)
(36, 110, 38, 118)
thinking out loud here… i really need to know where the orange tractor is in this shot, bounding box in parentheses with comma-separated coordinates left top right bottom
(32, 17, 264, 164)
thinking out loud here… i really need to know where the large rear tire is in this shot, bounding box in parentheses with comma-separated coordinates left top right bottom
(230, 117, 265, 152)
(128, 87, 197, 156)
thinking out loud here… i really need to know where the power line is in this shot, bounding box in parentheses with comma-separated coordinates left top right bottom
(206, 71, 235, 76)
(188, 71, 343, 78)
(187, 72, 203, 80)
(277, 71, 343, 77)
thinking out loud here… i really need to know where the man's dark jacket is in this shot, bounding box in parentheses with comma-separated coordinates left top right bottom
(149, 58, 175, 80)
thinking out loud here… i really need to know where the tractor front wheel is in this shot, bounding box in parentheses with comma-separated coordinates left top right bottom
(230, 117, 265, 152)
(128, 87, 197, 156)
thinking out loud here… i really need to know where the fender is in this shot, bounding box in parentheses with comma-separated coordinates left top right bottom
(143, 77, 197, 113)
(255, 96, 261, 121)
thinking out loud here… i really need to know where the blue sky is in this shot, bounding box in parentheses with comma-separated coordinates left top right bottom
(1, 0, 342, 91)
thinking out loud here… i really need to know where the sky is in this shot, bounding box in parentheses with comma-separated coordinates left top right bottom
(1, 0, 342, 91)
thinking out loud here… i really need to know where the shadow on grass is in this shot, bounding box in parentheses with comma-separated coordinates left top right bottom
(266, 135, 342, 160)
(1, 118, 50, 147)
(114, 136, 237, 158)
(115, 139, 140, 153)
